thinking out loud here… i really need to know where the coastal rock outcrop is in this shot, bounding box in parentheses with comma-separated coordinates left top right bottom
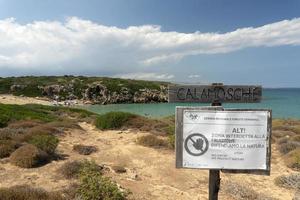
(3, 77, 168, 104)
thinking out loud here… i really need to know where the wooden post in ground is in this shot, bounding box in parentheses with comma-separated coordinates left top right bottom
(209, 85, 222, 200)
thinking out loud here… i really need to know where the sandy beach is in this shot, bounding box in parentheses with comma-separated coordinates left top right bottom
(0, 95, 51, 105)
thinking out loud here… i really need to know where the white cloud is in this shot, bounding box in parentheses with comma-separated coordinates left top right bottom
(114, 72, 174, 81)
(0, 17, 300, 75)
(188, 74, 200, 78)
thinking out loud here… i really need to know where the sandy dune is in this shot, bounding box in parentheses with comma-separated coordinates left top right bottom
(0, 122, 296, 200)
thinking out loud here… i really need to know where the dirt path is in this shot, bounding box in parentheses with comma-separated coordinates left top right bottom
(0, 122, 296, 199)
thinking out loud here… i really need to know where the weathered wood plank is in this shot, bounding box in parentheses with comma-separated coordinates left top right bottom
(168, 85, 262, 103)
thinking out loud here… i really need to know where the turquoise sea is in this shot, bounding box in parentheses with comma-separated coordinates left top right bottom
(80, 89, 300, 119)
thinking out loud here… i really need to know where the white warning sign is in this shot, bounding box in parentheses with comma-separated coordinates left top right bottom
(180, 110, 271, 170)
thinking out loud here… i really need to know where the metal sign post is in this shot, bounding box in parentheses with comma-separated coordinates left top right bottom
(171, 83, 271, 200)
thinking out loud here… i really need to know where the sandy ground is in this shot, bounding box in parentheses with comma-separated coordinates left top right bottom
(0, 94, 52, 105)
(0, 122, 297, 200)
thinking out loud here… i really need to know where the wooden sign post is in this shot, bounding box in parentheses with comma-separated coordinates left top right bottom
(170, 83, 271, 200)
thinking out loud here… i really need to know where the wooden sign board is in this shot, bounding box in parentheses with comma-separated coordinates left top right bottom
(175, 107, 272, 175)
(168, 85, 262, 103)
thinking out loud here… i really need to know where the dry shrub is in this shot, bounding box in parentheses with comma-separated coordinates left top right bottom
(277, 137, 289, 144)
(137, 134, 168, 148)
(273, 130, 296, 139)
(27, 125, 59, 136)
(73, 144, 97, 155)
(272, 119, 286, 129)
(0, 140, 19, 158)
(10, 144, 49, 168)
(8, 120, 41, 129)
(58, 161, 83, 179)
(275, 173, 300, 190)
(285, 148, 300, 170)
(19, 125, 60, 143)
(279, 142, 300, 154)
(292, 135, 300, 142)
(46, 120, 82, 131)
(292, 126, 300, 135)
(0, 185, 63, 200)
(111, 165, 126, 173)
(58, 160, 103, 179)
(0, 127, 26, 140)
(223, 180, 276, 200)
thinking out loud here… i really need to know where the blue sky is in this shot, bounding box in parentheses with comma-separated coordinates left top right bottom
(0, 0, 299, 87)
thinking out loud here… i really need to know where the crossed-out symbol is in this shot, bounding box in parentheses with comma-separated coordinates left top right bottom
(184, 133, 209, 156)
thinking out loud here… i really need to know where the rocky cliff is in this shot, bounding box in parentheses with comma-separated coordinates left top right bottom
(1, 76, 168, 104)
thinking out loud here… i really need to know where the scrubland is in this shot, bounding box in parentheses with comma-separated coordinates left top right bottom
(0, 102, 299, 200)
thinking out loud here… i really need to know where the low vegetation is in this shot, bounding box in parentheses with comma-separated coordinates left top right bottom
(58, 160, 85, 179)
(0, 185, 64, 200)
(73, 144, 97, 155)
(0, 140, 19, 158)
(0, 76, 167, 98)
(273, 119, 300, 170)
(223, 180, 276, 200)
(0, 103, 94, 127)
(77, 160, 127, 200)
(274, 173, 300, 190)
(95, 112, 137, 130)
(10, 144, 49, 168)
(28, 135, 59, 155)
(285, 149, 300, 171)
(137, 134, 169, 148)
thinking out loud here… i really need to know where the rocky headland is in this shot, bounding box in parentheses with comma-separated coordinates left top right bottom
(0, 76, 169, 105)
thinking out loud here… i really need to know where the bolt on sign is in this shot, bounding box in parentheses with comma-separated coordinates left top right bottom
(175, 107, 272, 174)
(168, 85, 262, 103)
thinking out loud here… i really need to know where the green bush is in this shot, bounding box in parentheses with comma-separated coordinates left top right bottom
(10, 144, 49, 168)
(73, 145, 97, 155)
(168, 134, 175, 149)
(77, 161, 126, 200)
(137, 134, 168, 148)
(0, 185, 63, 200)
(0, 140, 19, 158)
(0, 115, 9, 128)
(95, 112, 136, 130)
(28, 134, 59, 155)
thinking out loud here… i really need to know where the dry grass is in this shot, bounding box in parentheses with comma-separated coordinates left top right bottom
(10, 144, 49, 168)
(73, 144, 97, 155)
(285, 148, 300, 171)
(8, 120, 41, 129)
(0, 185, 64, 200)
(137, 134, 169, 148)
(223, 180, 276, 200)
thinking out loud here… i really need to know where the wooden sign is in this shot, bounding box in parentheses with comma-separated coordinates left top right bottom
(168, 84, 262, 103)
(175, 107, 272, 175)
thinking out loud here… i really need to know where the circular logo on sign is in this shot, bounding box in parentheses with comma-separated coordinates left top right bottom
(184, 133, 209, 156)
